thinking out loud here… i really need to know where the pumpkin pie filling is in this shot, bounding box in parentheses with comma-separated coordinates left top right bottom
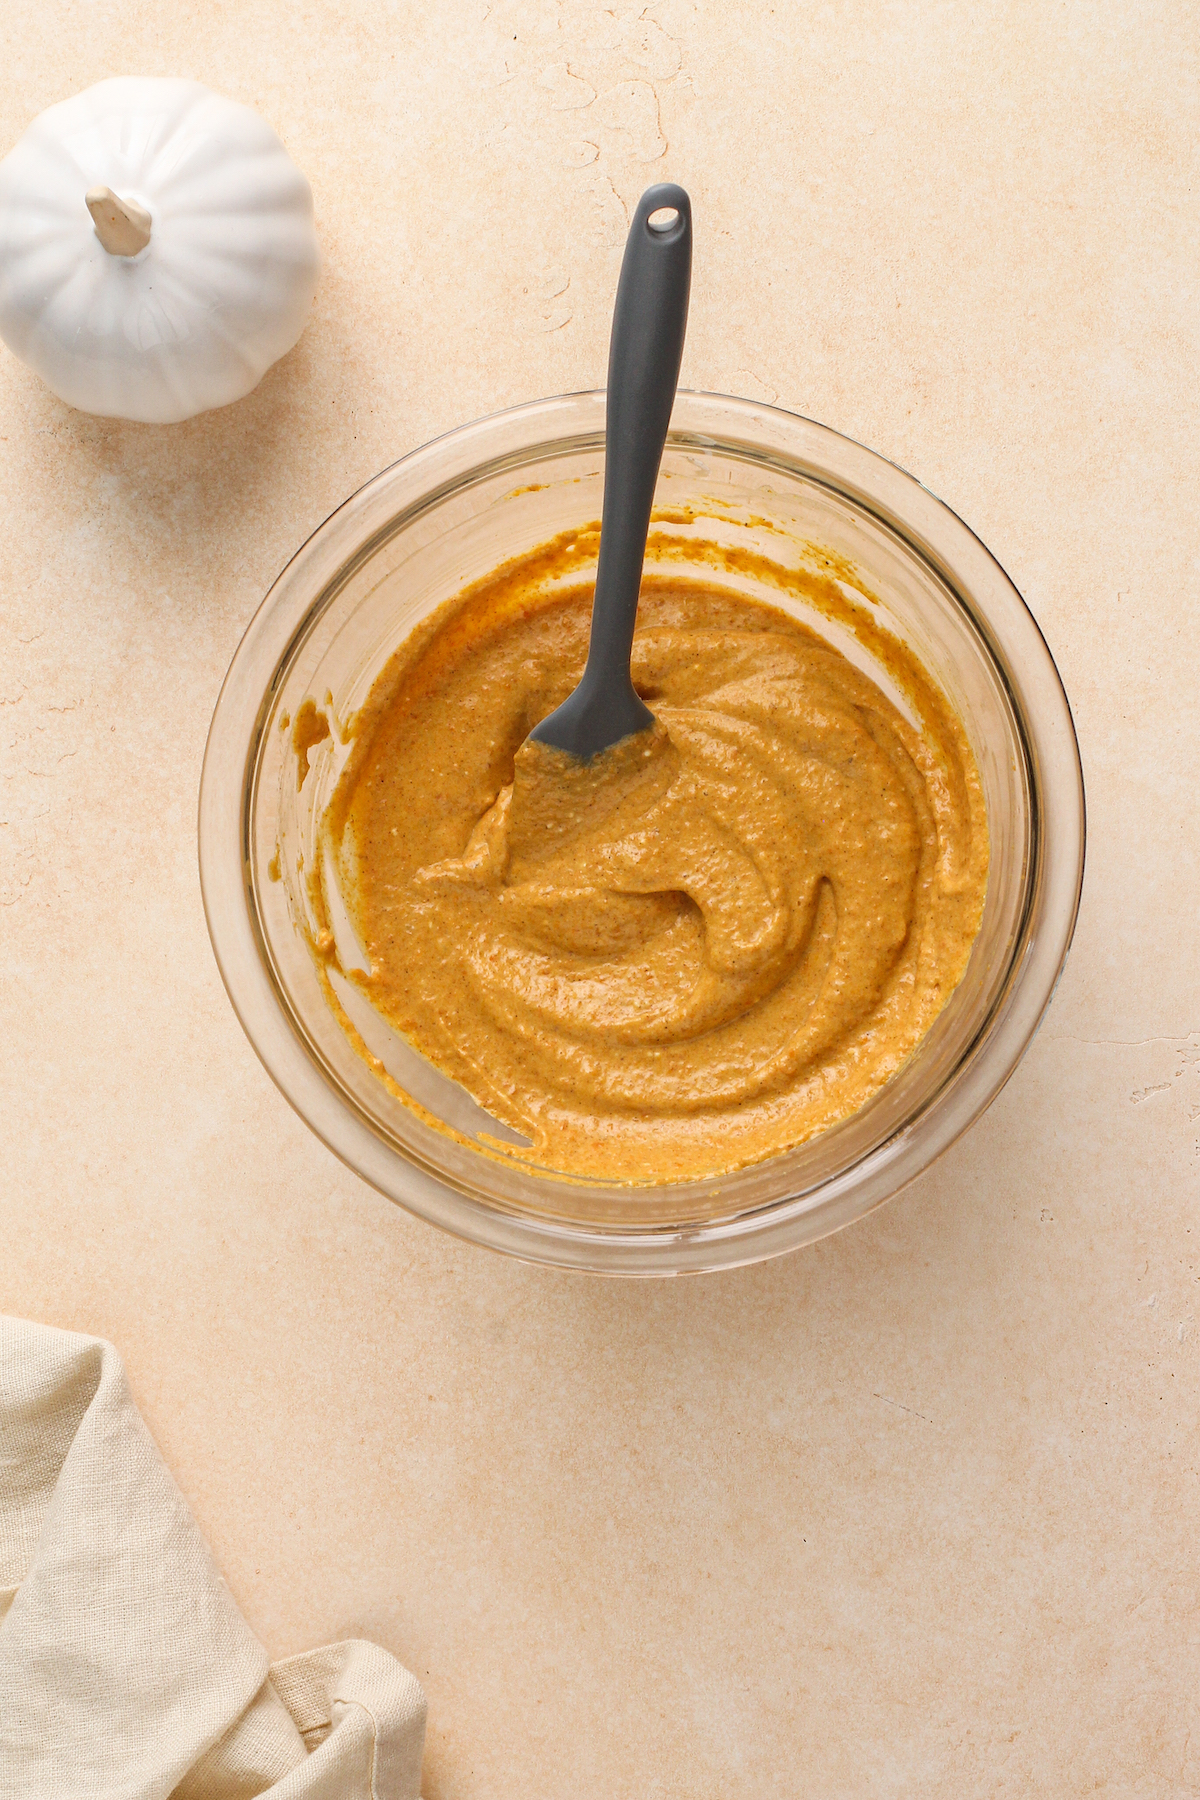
(311, 538, 989, 1184)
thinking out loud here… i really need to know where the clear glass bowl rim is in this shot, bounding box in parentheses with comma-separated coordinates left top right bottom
(198, 390, 1086, 1275)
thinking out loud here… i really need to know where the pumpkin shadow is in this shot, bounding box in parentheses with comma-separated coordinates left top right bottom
(38, 320, 367, 591)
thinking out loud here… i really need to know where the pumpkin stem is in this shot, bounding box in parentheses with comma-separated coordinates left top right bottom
(85, 186, 152, 257)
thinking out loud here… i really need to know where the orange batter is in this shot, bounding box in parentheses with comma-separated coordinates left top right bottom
(312, 535, 989, 1183)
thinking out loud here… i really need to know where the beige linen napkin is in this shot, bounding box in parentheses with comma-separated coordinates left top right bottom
(0, 1316, 427, 1799)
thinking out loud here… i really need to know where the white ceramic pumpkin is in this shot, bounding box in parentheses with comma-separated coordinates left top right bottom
(0, 79, 320, 423)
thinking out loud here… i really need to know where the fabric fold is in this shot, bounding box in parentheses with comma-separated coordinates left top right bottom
(0, 1317, 426, 1800)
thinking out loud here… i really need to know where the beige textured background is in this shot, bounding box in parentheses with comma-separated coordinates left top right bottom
(2, 3, 1198, 1793)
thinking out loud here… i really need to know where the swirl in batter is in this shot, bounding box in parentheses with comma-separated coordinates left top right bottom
(316, 546, 988, 1183)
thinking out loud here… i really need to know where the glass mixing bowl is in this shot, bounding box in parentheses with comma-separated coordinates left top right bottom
(199, 391, 1084, 1274)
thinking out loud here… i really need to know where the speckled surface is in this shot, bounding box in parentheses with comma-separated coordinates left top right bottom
(2, 4, 1198, 1794)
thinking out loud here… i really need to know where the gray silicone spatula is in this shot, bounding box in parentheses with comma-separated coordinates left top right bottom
(530, 182, 692, 759)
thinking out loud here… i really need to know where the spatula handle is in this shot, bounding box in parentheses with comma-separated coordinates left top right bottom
(586, 184, 692, 696)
